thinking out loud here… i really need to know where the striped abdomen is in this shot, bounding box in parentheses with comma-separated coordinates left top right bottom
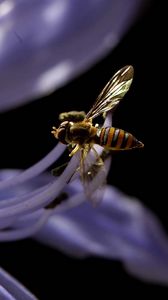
(97, 127, 144, 150)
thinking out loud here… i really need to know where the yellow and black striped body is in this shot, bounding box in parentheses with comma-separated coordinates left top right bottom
(97, 127, 143, 150)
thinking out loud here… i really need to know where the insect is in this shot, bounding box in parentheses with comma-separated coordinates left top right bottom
(51, 65, 144, 190)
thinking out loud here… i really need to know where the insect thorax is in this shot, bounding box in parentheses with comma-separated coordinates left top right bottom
(59, 111, 86, 122)
(57, 120, 97, 145)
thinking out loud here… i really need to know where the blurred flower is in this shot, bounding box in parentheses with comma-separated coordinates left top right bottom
(36, 185, 168, 285)
(0, 0, 146, 112)
(0, 0, 160, 298)
(0, 129, 168, 286)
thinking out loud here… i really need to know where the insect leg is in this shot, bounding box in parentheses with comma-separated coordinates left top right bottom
(51, 126, 58, 138)
(69, 144, 80, 157)
(91, 146, 104, 167)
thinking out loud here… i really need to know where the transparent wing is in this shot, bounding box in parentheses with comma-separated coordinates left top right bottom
(80, 147, 109, 205)
(85, 65, 134, 120)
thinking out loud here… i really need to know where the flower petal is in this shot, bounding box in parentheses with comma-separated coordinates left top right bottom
(0, 154, 79, 231)
(0, 0, 146, 111)
(35, 185, 168, 285)
(0, 143, 65, 191)
(0, 267, 37, 300)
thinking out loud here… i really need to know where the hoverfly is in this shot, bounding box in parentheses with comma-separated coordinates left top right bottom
(51, 65, 144, 192)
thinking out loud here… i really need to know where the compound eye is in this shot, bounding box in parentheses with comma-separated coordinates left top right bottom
(57, 128, 68, 144)
(57, 121, 70, 144)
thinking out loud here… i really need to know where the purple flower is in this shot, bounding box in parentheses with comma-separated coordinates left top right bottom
(0, 0, 145, 112)
(0, 0, 162, 298)
(1, 154, 168, 286)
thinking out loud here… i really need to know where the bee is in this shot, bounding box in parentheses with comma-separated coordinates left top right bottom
(51, 66, 144, 189)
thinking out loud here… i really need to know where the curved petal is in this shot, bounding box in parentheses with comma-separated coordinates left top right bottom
(0, 286, 16, 300)
(0, 0, 146, 111)
(0, 154, 79, 224)
(0, 143, 65, 191)
(35, 185, 168, 285)
(0, 267, 37, 300)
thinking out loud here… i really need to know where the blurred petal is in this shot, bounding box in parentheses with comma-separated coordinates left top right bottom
(0, 267, 37, 300)
(35, 185, 168, 285)
(0, 0, 146, 111)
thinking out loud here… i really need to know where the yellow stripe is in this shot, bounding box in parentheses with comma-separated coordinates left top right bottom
(107, 128, 115, 147)
(100, 128, 106, 145)
(126, 134, 133, 149)
(116, 129, 125, 149)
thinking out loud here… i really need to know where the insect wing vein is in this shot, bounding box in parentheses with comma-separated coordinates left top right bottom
(85, 65, 134, 120)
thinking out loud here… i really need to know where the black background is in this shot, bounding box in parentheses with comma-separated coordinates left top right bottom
(1, 1, 167, 298)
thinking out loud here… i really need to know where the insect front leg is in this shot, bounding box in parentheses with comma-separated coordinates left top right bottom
(51, 126, 58, 138)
